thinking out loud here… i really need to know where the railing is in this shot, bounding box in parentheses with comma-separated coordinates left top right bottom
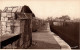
(0, 34, 21, 49)
(0, 13, 32, 49)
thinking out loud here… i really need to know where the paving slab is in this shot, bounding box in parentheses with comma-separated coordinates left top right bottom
(29, 23, 71, 49)
(29, 31, 61, 49)
(29, 23, 61, 49)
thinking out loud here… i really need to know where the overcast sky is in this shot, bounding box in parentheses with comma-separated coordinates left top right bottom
(0, 0, 80, 19)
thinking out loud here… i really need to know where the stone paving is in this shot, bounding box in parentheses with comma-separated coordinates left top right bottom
(28, 23, 71, 49)
(29, 23, 61, 49)
(29, 31, 61, 49)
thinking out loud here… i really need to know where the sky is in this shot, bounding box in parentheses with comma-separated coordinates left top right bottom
(0, 0, 80, 19)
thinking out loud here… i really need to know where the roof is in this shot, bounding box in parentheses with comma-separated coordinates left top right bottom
(3, 6, 22, 12)
(3, 5, 35, 17)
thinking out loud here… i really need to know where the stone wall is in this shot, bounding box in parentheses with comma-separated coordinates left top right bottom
(1, 12, 20, 35)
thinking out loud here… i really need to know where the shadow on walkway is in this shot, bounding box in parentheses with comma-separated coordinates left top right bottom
(29, 40, 61, 49)
(29, 23, 61, 49)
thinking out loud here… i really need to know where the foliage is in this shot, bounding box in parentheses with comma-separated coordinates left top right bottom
(59, 15, 70, 20)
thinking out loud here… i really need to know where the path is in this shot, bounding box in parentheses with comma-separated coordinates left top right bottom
(29, 23, 60, 49)
(29, 23, 71, 49)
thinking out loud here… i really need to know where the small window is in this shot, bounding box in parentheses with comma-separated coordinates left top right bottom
(17, 6, 22, 12)
(3, 7, 8, 12)
(7, 8, 13, 12)
(12, 8, 17, 12)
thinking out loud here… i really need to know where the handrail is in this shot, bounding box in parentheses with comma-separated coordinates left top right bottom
(0, 34, 21, 48)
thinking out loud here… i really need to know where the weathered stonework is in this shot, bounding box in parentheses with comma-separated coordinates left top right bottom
(1, 12, 20, 35)
(0, 5, 34, 49)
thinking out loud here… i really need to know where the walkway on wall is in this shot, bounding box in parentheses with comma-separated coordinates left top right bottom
(29, 23, 71, 49)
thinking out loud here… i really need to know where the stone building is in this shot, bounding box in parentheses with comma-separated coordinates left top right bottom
(0, 5, 35, 48)
(1, 5, 35, 35)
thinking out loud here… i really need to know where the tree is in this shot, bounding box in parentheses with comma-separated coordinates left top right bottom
(0, 10, 2, 20)
(46, 17, 53, 22)
(59, 15, 70, 20)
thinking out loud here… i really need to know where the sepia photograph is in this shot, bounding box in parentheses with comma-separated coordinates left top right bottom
(0, 0, 80, 50)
